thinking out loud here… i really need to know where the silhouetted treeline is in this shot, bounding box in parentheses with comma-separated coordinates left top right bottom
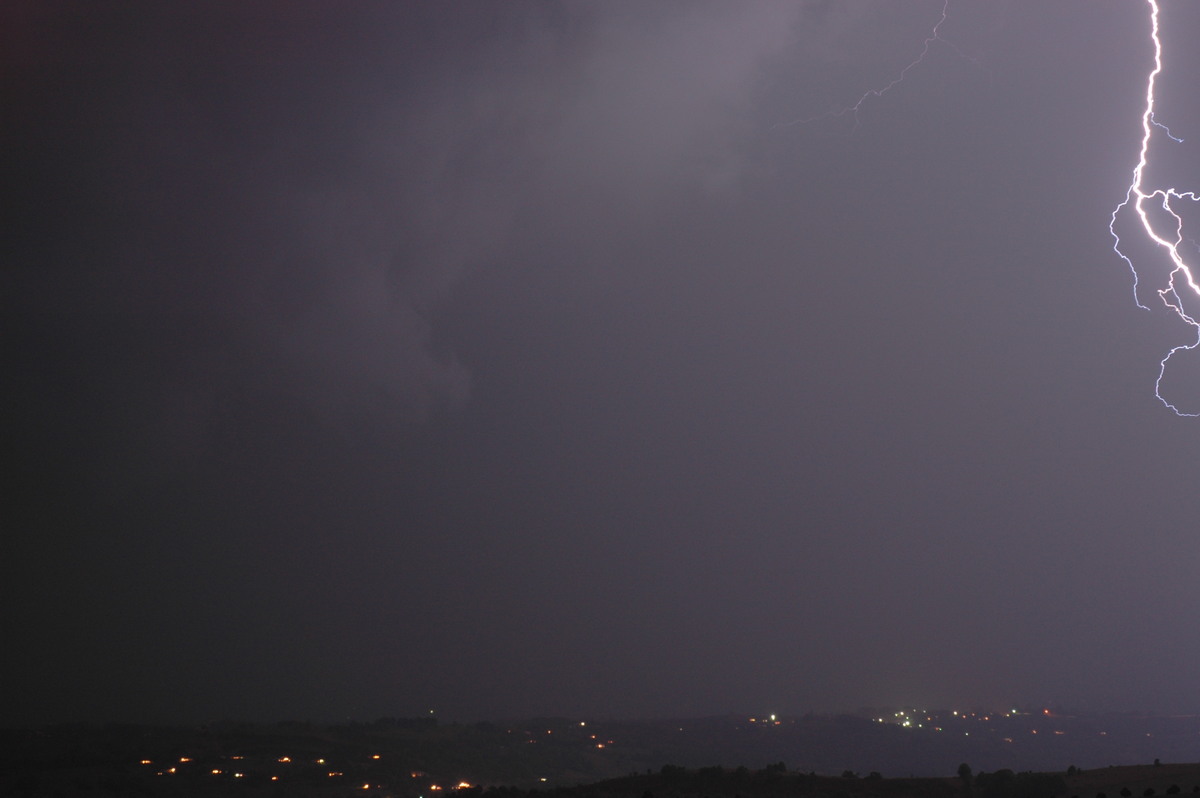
(481, 764, 961, 798)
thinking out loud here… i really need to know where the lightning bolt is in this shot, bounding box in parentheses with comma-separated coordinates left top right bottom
(1110, 0, 1200, 416)
(774, 0, 964, 131)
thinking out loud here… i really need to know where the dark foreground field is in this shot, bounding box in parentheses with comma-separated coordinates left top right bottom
(6, 756, 1200, 798)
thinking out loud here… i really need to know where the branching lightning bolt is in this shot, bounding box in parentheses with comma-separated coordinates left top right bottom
(774, 0, 964, 131)
(1110, 0, 1200, 416)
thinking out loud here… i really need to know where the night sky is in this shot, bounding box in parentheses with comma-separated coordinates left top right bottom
(6, 1, 1200, 727)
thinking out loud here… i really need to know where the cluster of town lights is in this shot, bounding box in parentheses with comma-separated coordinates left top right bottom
(868, 708, 1063, 738)
(138, 751, 480, 787)
(136, 719, 614, 786)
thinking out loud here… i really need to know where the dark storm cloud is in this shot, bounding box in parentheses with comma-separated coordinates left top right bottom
(5, 1, 1200, 726)
(10, 5, 496, 433)
(3, 0, 810, 720)
(7, 1, 797, 450)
